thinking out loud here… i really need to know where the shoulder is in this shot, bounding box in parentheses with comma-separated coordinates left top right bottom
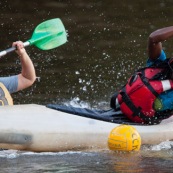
(146, 50, 166, 67)
(0, 75, 18, 93)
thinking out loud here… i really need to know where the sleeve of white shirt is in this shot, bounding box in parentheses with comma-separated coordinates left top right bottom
(0, 75, 18, 93)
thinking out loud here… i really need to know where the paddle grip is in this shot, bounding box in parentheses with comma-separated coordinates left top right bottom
(0, 41, 30, 57)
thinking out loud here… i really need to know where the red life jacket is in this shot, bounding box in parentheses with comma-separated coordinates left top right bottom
(111, 67, 173, 124)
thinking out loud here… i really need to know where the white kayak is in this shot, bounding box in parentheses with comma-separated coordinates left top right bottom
(0, 104, 173, 152)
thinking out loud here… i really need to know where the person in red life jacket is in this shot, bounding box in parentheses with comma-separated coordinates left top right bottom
(0, 41, 36, 105)
(110, 26, 173, 124)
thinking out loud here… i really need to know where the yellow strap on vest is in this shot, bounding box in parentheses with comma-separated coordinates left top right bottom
(0, 82, 13, 106)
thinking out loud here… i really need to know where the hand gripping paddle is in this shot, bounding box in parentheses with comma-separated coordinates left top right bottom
(0, 18, 67, 57)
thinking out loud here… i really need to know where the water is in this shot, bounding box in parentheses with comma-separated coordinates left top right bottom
(0, 145, 173, 173)
(1, 0, 173, 172)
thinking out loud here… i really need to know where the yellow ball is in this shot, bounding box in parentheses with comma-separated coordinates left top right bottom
(107, 125, 141, 151)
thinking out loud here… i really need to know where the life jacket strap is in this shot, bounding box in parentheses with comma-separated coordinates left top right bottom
(140, 72, 159, 97)
(120, 89, 160, 124)
(110, 91, 119, 109)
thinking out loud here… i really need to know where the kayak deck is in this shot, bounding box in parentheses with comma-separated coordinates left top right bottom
(47, 104, 144, 125)
(0, 104, 172, 152)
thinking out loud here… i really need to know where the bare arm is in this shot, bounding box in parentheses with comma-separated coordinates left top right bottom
(148, 26, 173, 60)
(13, 41, 36, 91)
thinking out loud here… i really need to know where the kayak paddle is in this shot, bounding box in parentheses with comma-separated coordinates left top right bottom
(0, 18, 67, 57)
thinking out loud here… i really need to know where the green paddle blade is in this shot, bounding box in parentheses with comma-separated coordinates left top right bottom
(28, 18, 67, 50)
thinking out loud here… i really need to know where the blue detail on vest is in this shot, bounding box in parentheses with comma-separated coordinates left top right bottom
(146, 50, 173, 111)
(156, 90, 173, 111)
(146, 50, 166, 67)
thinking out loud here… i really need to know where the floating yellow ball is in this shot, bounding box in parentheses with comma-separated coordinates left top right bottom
(107, 125, 141, 151)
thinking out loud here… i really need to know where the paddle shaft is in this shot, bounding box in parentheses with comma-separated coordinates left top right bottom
(0, 41, 30, 57)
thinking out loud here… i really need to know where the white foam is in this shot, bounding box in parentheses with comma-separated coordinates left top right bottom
(64, 97, 91, 108)
(0, 149, 95, 159)
(150, 141, 173, 151)
(0, 150, 19, 159)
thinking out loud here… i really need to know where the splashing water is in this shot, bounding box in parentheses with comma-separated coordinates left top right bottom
(150, 141, 173, 151)
(63, 97, 91, 108)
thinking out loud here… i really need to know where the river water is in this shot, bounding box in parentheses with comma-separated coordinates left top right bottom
(1, 0, 173, 172)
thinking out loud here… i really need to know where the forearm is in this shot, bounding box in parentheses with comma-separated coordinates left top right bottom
(149, 26, 173, 43)
(148, 26, 173, 60)
(19, 51, 36, 83)
(13, 41, 36, 91)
